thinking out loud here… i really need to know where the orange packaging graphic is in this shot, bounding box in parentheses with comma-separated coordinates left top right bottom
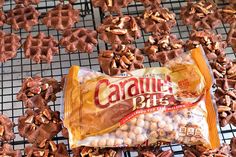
(63, 47, 220, 149)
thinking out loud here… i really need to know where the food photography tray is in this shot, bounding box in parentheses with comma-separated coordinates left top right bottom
(0, 0, 235, 156)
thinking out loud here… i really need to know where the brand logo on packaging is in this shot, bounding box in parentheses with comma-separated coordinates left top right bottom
(94, 76, 174, 109)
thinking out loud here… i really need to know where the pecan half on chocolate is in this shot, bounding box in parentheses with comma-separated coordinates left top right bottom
(16, 76, 62, 109)
(25, 141, 69, 157)
(137, 6, 176, 35)
(97, 15, 141, 45)
(144, 34, 184, 64)
(18, 107, 62, 145)
(99, 45, 144, 76)
(185, 30, 227, 60)
(0, 114, 15, 142)
(180, 0, 221, 29)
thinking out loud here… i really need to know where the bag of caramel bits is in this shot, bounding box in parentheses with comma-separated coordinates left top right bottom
(63, 47, 220, 149)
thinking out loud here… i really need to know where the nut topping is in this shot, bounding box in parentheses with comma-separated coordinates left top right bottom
(99, 45, 144, 76)
(17, 76, 62, 109)
(18, 108, 62, 145)
(97, 15, 141, 44)
(110, 29, 127, 35)
(138, 7, 176, 34)
(180, 0, 221, 29)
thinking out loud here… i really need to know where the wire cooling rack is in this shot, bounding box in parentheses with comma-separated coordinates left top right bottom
(0, 0, 235, 156)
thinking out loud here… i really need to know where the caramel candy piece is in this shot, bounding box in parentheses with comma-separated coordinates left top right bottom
(180, 0, 221, 29)
(23, 32, 59, 64)
(25, 141, 69, 157)
(6, 4, 40, 31)
(16, 76, 62, 108)
(97, 15, 141, 45)
(185, 30, 227, 60)
(0, 114, 15, 142)
(99, 45, 144, 76)
(144, 34, 184, 64)
(60, 28, 98, 53)
(137, 6, 176, 34)
(42, 4, 80, 31)
(92, 0, 133, 14)
(18, 107, 62, 145)
(0, 30, 21, 63)
(0, 144, 21, 157)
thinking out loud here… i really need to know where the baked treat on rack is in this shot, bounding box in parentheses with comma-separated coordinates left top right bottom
(0, 144, 22, 157)
(0, 30, 21, 63)
(227, 22, 236, 53)
(0, 114, 15, 142)
(42, 3, 80, 31)
(183, 142, 233, 157)
(23, 32, 59, 64)
(6, 5, 40, 31)
(92, 0, 133, 14)
(60, 28, 98, 53)
(14, 0, 40, 6)
(25, 141, 69, 157)
(0, 10, 5, 26)
(144, 34, 184, 64)
(218, 4, 236, 24)
(136, 0, 161, 7)
(180, 0, 221, 29)
(137, 6, 176, 35)
(210, 56, 236, 127)
(16, 76, 62, 108)
(185, 30, 227, 60)
(97, 15, 141, 45)
(99, 45, 144, 76)
(18, 107, 62, 145)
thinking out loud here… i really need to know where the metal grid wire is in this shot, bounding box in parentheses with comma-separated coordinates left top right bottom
(0, 0, 235, 156)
